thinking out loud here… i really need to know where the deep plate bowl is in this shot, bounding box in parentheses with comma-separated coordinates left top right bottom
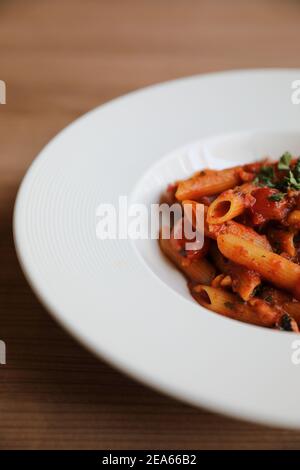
(14, 70, 300, 429)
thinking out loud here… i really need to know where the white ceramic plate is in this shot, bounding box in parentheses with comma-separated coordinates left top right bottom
(14, 70, 300, 429)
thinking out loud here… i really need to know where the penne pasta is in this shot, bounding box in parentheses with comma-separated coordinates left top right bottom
(159, 234, 216, 285)
(207, 183, 255, 225)
(208, 220, 272, 250)
(192, 285, 277, 327)
(176, 167, 241, 201)
(160, 155, 300, 332)
(207, 190, 245, 224)
(209, 243, 260, 301)
(217, 233, 300, 297)
(267, 228, 296, 257)
(182, 199, 271, 250)
(227, 264, 261, 302)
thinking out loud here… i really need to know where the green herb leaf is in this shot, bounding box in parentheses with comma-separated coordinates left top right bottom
(260, 166, 275, 179)
(294, 158, 300, 180)
(286, 170, 300, 190)
(264, 295, 273, 303)
(268, 192, 286, 202)
(255, 166, 276, 188)
(278, 152, 292, 170)
(276, 166, 300, 191)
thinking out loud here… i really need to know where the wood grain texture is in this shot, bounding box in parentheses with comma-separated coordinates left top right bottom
(2, 0, 300, 449)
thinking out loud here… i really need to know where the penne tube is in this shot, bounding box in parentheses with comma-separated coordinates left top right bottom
(209, 220, 272, 250)
(192, 285, 277, 327)
(159, 235, 216, 285)
(217, 233, 300, 297)
(207, 183, 255, 224)
(209, 243, 260, 301)
(267, 228, 296, 257)
(176, 167, 241, 201)
(207, 190, 245, 224)
(228, 264, 261, 301)
(182, 200, 271, 250)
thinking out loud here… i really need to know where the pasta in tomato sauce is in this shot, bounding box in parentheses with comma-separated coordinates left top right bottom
(159, 152, 300, 332)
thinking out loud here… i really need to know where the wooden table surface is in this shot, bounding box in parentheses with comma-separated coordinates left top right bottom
(2, 0, 300, 450)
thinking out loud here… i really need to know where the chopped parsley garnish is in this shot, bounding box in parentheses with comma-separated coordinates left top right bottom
(278, 152, 292, 170)
(268, 192, 285, 202)
(264, 295, 273, 303)
(254, 166, 275, 187)
(254, 154, 300, 192)
(294, 158, 300, 180)
(285, 170, 300, 190)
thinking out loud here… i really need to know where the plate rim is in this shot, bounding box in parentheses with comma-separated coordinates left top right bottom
(13, 68, 300, 430)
